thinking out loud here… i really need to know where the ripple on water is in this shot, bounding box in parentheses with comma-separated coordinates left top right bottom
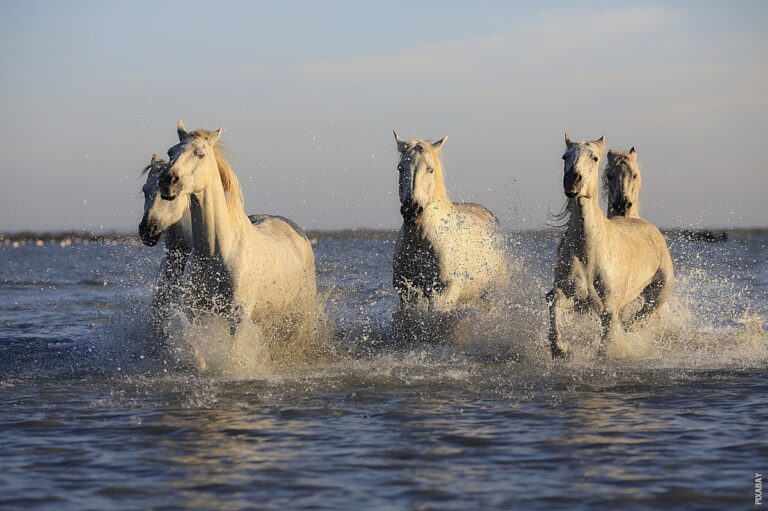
(0, 235, 766, 509)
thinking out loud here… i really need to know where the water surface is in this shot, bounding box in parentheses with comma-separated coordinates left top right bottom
(1, 233, 766, 510)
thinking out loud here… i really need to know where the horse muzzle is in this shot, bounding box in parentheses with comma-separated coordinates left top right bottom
(138, 218, 161, 246)
(611, 197, 633, 215)
(563, 172, 581, 198)
(400, 204, 424, 221)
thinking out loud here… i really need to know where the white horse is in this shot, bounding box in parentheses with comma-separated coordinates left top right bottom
(604, 147, 641, 218)
(138, 154, 192, 318)
(158, 121, 317, 339)
(392, 132, 507, 315)
(547, 134, 674, 359)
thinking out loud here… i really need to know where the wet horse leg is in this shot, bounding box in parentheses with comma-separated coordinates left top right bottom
(599, 309, 620, 358)
(633, 269, 672, 323)
(547, 288, 570, 359)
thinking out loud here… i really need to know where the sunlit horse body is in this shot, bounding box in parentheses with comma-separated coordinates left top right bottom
(158, 121, 317, 340)
(138, 154, 192, 318)
(392, 133, 507, 316)
(547, 135, 673, 359)
(604, 147, 641, 219)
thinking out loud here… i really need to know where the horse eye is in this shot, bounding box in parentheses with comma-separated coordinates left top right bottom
(591, 156, 599, 162)
(428, 167, 434, 173)
(195, 151, 205, 159)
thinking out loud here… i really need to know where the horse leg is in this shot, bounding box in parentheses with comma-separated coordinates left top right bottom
(547, 288, 570, 359)
(599, 309, 619, 358)
(633, 268, 672, 323)
(151, 283, 171, 335)
(431, 282, 460, 313)
(229, 304, 245, 337)
(619, 297, 645, 331)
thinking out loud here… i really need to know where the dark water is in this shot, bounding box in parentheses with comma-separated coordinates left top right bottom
(1, 233, 766, 510)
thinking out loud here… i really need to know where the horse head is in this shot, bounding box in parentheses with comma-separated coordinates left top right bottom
(605, 147, 641, 217)
(160, 120, 223, 201)
(562, 133, 605, 200)
(393, 131, 448, 221)
(138, 153, 189, 246)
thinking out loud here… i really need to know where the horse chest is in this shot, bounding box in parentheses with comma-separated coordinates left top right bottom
(187, 255, 236, 312)
(394, 229, 445, 296)
(562, 257, 589, 299)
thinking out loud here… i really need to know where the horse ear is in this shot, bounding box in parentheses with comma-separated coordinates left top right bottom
(629, 146, 637, 156)
(432, 136, 447, 151)
(209, 127, 223, 145)
(565, 133, 575, 148)
(177, 120, 188, 141)
(393, 131, 407, 153)
(151, 153, 162, 163)
(594, 134, 606, 152)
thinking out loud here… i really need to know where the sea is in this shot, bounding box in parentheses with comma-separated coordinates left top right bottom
(0, 230, 766, 510)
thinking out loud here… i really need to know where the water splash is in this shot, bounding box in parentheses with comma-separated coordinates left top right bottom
(161, 294, 337, 380)
(2, 235, 764, 384)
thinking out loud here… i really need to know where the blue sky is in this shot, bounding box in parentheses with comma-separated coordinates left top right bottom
(0, 1, 766, 231)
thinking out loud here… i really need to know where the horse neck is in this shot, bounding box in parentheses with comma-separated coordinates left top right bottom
(189, 162, 245, 259)
(166, 207, 193, 251)
(162, 224, 190, 283)
(431, 162, 451, 204)
(417, 199, 458, 237)
(628, 188, 641, 218)
(567, 185, 607, 243)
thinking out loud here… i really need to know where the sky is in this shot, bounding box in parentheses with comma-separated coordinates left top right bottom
(0, 0, 766, 232)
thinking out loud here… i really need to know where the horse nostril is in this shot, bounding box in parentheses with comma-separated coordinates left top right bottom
(171, 175, 179, 185)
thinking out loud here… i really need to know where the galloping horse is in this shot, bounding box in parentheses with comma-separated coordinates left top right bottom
(138, 154, 192, 318)
(604, 147, 641, 219)
(158, 121, 317, 338)
(547, 134, 673, 359)
(392, 132, 507, 315)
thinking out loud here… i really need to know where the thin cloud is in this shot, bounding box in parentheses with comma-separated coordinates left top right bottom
(294, 6, 681, 84)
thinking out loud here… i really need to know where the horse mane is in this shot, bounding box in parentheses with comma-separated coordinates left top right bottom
(548, 198, 574, 228)
(140, 159, 167, 176)
(187, 130, 245, 221)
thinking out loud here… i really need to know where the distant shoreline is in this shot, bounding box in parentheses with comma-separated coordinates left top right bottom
(1, 227, 766, 245)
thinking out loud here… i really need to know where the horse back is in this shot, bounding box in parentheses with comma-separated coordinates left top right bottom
(606, 216, 674, 297)
(454, 202, 499, 226)
(608, 217, 669, 255)
(249, 214, 309, 241)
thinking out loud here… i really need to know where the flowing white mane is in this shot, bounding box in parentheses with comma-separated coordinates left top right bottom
(183, 130, 245, 220)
